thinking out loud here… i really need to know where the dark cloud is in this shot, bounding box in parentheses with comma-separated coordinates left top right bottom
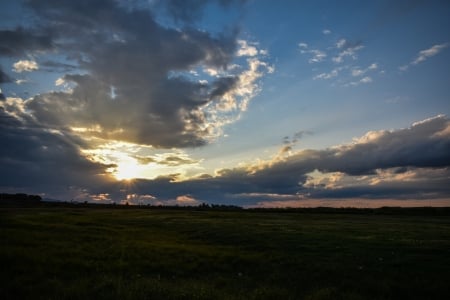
(0, 0, 265, 201)
(251, 115, 450, 182)
(0, 66, 12, 83)
(160, 0, 246, 24)
(314, 116, 450, 175)
(40, 61, 78, 72)
(162, 0, 210, 23)
(210, 76, 239, 99)
(0, 27, 53, 57)
(104, 115, 450, 205)
(0, 103, 114, 197)
(2, 105, 447, 204)
(3, 0, 251, 148)
(293, 130, 313, 140)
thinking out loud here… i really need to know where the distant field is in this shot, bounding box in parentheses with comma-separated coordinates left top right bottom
(1, 205, 450, 299)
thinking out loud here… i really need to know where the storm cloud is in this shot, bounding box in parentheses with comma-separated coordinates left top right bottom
(1, 0, 266, 148)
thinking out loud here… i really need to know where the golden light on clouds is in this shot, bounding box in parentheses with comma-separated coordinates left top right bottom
(82, 141, 154, 180)
(114, 158, 146, 181)
(82, 141, 201, 181)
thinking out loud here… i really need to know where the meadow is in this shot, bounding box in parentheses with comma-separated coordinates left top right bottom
(1, 204, 450, 299)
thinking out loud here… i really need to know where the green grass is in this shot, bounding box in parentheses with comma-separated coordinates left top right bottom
(1, 205, 450, 299)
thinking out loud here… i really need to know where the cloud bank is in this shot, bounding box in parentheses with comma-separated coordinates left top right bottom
(97, 114, 449, 207)
(3, 113, 442, 206)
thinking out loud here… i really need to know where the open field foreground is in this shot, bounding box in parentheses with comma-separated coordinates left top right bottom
(1, 205, 450, 299)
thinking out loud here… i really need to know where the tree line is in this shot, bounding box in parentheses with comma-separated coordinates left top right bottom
(0, 193, 42, 205)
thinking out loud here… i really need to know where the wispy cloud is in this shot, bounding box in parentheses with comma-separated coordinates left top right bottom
(298, 43, 327, 63)
(308, 49, 327, 63)
(400, 43, 449, 71)
(313, 68, 339, 80)
(346, 76, 373, 86)
(332, 44, 364, 63)
(336, 38, 347, 49)
(412, 43, 449, 65)
(351, 63, 378, 77)
(299, 35, 373, 86)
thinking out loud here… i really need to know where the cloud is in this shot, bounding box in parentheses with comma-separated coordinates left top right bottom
(332, 44, 364, 63)
(298, 42, 308, 48)
(346, 76, 373, 86)
(159, 0, 211, 23)
(412, 43, 449, 65)
(331, 39, 364, 63)
(322, 29, 331, 35)
(299, 39, 364, 65)
(308, 50, 327, 63)
(119, 193, 200, 206)
(0, 27, 53, 57)
(0, 66, 12, 83)
(81, 115, 450, 206)
(15, 79, 28, 85)
(305, 50, 327, 63)
(336, 39, 347, 49)
(13, 60, 39, 73)
(293, 130, 313, 142)
(276, 131, 313, 160)
(41, 60, 78, 72)
(2, 2, 448, 207)
(351, 63, 378, 77)
(313, 69, 339, 80)
(158, 0, 245, 24)
(134, 153, 199, 166)
(55, 77, 65, 86)
(298, 43, 327, 63)
(0, 97, 114, 197)
(400, 43, 449, 71)
(360, 76, 372, 83)
(2, 112, 446, 206)
(299, 35, 371, 85)
(237, 40, 259, 57)
(2, 0, 269, 149)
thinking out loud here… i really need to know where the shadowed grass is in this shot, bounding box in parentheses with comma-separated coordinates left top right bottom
(1, 205, 450, 299)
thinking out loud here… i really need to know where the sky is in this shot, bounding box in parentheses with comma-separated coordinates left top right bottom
(1, 0, 449, 207)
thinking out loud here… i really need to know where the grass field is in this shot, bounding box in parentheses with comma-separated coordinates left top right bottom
(1, 204, 450, 299)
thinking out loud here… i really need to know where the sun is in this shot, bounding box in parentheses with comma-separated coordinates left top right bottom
(114, 159, 143, 181)
(82, 141, 195, 181)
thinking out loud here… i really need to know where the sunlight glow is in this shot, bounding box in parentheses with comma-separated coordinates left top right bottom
(114, 159, 143, 180)
(81, 141, 201, 181)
